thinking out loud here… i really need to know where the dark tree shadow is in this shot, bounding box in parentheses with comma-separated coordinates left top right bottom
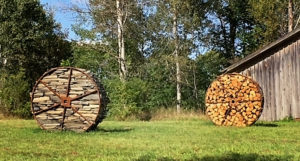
(195, 153, 292, 161)
(135, 153, 293, 161)
(31, 127, 133, 134)
(95, 127, 133, 133)
(253, 123, 278, 127)
(135, 154, 176, 161)
(31, 128, 42, 133)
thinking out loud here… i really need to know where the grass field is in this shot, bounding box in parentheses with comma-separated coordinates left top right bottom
(0, 118, 300, 161)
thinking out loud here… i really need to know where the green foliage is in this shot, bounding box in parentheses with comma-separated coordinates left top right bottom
(80, 0, 146, 77)
(248, 0, 300, 47)
(66, 0, 299, 120)
(0, 70, 31, 118)
(1, 119, 300, 160)
(249, 0, 286, 45)
(202, 0, 258, 59)
(0, 0, 72, 83)
(195, 51, 226, 89)
(67, 47, 225, 119)
(0, 0, 72, 117)
(182, 51, 226, 111)
(62, 43, 116, 79)
(141, 57, 176, 108)
(279, 116, 295, 122)
(105, 78, 149, 120)
(191, 0, 300, 60)
(65, 44, 149, 120)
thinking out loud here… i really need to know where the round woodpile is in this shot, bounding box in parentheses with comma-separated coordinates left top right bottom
(205, 73, 264, 127)
(31, 67, 109, 132)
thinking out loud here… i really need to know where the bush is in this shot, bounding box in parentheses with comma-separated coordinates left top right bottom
(0, 70, 31, 118)
(104, 78, 150, 120)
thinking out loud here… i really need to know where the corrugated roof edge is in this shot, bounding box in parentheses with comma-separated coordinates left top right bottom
(224, 27, 300, 73)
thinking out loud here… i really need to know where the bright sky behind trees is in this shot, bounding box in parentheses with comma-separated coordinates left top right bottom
(40, 0, 88, 40)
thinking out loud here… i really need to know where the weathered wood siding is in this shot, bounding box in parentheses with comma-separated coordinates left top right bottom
(240, 39, 300, 121)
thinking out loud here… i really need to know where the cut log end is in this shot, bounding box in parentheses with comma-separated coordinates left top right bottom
(205, 73, 264, 127)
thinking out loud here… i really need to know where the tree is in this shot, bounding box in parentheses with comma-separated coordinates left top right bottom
(289, 0, 294, 32)
(249, 0, 300, 46)
(116, 0, 127, 81)
(0, 0, 72, 117)
(0, 0, 72, 84)
(70, 0, 153, 118)
(194, 50, 226, 111)
(141, 0, 202, 112)
(204, 0, 258, 59)
(75, 0, 146, 81)
(249, 0, 286, 45)
(171, 1, 181, 112)
(191, 0, 300, 62)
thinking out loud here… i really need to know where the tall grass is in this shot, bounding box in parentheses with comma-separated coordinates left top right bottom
(150, 108, 207, 121)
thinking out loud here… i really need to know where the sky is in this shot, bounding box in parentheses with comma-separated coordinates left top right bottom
(40, 0, 88, 40)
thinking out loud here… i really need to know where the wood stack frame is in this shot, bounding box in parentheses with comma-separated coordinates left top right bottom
(31, 67, 108, 132)
(205, 73, 264, 127)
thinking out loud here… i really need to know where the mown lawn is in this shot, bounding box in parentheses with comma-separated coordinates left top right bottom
(0, 119, 300, 161)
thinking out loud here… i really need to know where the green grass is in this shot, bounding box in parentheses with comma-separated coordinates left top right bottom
(0, 119, 300, 161)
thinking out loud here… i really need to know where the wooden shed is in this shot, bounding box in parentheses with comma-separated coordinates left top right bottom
(224, 28, 300, 121)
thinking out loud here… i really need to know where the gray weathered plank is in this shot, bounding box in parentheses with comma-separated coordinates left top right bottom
(234, 38, 300, 121)
(295, 40, 300, 118)
(270, 54, 275, 120)
(274, 48, 281, 120)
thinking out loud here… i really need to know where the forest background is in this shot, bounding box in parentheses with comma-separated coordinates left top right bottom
(0, 0, 299, 120)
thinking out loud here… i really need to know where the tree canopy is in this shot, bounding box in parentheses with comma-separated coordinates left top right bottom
(0, 0, 72, 117)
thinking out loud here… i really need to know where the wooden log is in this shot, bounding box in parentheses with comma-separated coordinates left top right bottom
(205, 73, 264, 127)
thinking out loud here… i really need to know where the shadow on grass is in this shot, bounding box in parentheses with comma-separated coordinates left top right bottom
(253, 123, 278, 127)
(197, 153, 292, 161)
(135, 153, 293, 161)
(95, 127, 133, 133)
(32, 128, 44, 133)
(30, 127, 133, 134)
(201, 121, 215, 126)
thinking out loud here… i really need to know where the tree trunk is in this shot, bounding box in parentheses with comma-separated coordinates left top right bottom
(116, 0, 127, 81)
(172, 7, 181, 113)
(193, 63, 198, 100)
(229, 22, 237, 58)
(288, 0, 294, 32)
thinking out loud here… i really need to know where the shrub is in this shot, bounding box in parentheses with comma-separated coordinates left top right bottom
(104, 77, 150, 120)
(0, 70, 31, 118)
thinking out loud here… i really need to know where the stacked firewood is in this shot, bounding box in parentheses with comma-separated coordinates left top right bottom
(205, 73, 264, 127)
(31, 67, 109, 132)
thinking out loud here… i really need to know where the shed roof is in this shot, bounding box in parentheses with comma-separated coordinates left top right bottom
(224, 27, 300, 73)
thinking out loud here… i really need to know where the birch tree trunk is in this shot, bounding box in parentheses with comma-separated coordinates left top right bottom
(116, 0, 127, 81)
(288, 0, 294, 32)
(172, 7, 181, 113)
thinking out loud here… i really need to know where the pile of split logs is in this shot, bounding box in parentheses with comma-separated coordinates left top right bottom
(205, 73, 264, 126)
(31, 67, 109, 132)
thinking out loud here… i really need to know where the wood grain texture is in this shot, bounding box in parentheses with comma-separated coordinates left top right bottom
(235, 39, 300, 121)
(205, 73, 264, 127)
